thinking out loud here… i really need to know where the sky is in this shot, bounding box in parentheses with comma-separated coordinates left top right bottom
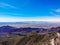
(0, 0, 60, 22)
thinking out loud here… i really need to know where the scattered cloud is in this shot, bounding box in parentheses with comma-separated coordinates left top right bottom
(50, 12, 54, 15)
(0, 12, 24, 17)
(0, 2, 17, 9)
(55, 9, 60, 12)
(50, 11, 60, 16)
(50, 8, 60, 16)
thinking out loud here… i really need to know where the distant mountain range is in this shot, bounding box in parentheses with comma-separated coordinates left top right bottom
(0, 25, 60, 33)
(0, 21, 60, 28)
(0, 25, 41, 32)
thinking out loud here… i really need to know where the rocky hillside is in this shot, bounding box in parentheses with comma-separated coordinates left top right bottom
(0, 26, 60, 45)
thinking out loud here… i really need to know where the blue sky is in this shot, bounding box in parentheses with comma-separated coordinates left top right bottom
(0, 0, 60, 22)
